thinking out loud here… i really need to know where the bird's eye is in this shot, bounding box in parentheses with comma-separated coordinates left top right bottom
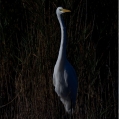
(59, 9, 62, 11)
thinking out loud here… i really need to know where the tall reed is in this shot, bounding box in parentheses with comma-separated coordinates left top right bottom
(0, 0, 117, 119)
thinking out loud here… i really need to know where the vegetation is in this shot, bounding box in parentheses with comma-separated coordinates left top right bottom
(0, 0, 117, 119)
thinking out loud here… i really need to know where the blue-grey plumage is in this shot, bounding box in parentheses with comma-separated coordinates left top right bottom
(53, 7, 78, 114)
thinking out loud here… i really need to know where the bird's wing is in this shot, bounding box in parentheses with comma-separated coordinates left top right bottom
(64, 69, 76, 92)
(64, 62, 78, 101)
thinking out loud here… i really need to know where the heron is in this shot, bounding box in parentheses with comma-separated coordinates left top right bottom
(53, 7, 78, 114)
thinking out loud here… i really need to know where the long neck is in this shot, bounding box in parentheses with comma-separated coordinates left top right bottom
(56, 13, 67, 70)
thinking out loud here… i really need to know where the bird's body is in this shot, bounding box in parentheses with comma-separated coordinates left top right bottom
(53, 7, 78, 114)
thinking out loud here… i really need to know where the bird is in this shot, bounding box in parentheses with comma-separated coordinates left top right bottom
(53, 7, 78, 114)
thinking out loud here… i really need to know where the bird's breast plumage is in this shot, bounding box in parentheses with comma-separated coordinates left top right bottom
(53, 70, 68, 97)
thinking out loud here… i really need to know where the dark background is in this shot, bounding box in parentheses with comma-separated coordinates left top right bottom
(0, 0, 117, 119)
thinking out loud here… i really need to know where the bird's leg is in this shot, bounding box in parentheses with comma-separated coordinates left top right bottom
(70, 99, 73, 119)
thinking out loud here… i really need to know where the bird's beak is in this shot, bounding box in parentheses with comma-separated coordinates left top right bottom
(62, 9, 71, 13)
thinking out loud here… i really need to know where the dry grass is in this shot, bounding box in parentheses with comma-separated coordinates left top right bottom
(0, 0, 117, 119)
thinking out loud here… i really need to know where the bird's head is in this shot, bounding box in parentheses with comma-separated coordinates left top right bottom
(56, 7, 71, 15)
